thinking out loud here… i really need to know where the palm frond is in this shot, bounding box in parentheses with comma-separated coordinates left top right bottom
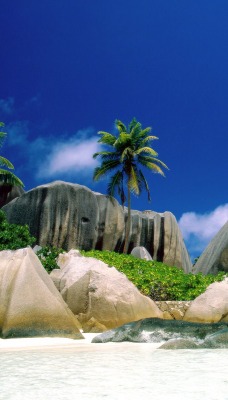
(120, 147, 133, 162)
(0, 156, 14, 169)
(135, 147, 158, 157)
(128, 117, 139, 132)
(115, 119, 127, 133)
(138, 170, 151, 201)
(93, 159, 120, 181)
(0, 170, 24, 187)
(138, 160, 166, 176)
(107, 171, 123, 196)
(97, 131, 116, 146)
(115, 132, 130, 146)
(130, 121, 142, 137)
(131, 126, 152, 150)
(128, 164, 140, 195)
(93, 151, 118, 160)
(135, 127, 152, 141)
(140, 135, 158, 146)
(0, 131, 7, 147)
(138, 155, 169, 170)
(0, 123, 24, 189)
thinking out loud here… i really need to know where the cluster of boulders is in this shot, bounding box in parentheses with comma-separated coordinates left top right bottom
(0, 247, 162, 338)
(2, 181, 192, 272)
(0, 246, 227, 346)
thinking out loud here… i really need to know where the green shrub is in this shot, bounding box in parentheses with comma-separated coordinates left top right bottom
(81, 249, 227, 301)
(36, 246, 65, 273)
(0, 210, 36, 250)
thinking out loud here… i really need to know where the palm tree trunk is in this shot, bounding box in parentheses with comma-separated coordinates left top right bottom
(123, 185, 131, 253)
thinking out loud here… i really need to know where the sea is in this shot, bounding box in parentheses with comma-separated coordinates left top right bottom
(0, 335, 227, 400)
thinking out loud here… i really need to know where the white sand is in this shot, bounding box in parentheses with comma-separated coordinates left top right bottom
(0, 332, 98, 351)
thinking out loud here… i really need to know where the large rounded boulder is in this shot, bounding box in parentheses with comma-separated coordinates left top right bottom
(183, 278, 228, 323)
(194, 221, 228, 275)
(50, 250, 163, 329)
(2, 181, 124, 252)
(126, 209, 191, 271)
(0, 247, 83, 339)
(2, 180, 192, 271)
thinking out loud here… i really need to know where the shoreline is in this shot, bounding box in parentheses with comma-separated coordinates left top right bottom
(0, 333, 96, 351)
(0, 335, 163, 352)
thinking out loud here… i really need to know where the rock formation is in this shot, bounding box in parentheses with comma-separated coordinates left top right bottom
(0, 184, 24, 208)
(2, 180, 192, 271)
(92, 317, 228, 346)
(194, 221, 228, 275)
(0, 247, 83, 339)
(50, 249, 163, 329)
(158, 329, 228, 349)
(131, 246, 153, 261)
(183, 278, 228, 323)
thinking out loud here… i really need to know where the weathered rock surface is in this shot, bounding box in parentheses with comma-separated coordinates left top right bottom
(81, 317, 107, 333)
(159, 338, 199, 349)
(126, 209, 192, 271)
(0, 185, 24, 208)
(203, 328, 228, 348)
(194, 221, 228, 274)
(155, 301, 192, 320)
(183, 278, 228, 323)
(92, 317, 228, 346)
(50, 250, 163, 329)
(131, 246, 152, 261)
(2, 180, 192, 271)
(0, 247, 83, 339)
(159, 328, 228, 349)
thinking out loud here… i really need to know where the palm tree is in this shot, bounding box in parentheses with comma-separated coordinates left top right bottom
(93, 118, 168, 253)
(0, 122, 24, 207)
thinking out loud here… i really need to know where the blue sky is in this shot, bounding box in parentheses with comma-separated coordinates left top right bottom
(1, 0, 227, 260)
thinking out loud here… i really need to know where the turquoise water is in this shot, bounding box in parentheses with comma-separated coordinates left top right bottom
(0, 339, 227, 400)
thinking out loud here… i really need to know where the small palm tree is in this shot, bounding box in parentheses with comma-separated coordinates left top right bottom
(0, 122, 24, 207)
(93, 118, 168, 253)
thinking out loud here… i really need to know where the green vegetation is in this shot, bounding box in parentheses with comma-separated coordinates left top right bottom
(0, 210, 35, 250)
(81, 249, 227, 301)
(93, 118, 168, 253)
(34, 246, 227, 300)
(0, 122, 24, 207)
(0, 212, 63, 271)
(0, 209, 225, 302)
(36, 246, 65, 273)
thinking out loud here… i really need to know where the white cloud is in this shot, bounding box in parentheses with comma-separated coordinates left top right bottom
(0, 97, 15, 115)
(178, 204, 228, 259)
(36, 129, 101, 178)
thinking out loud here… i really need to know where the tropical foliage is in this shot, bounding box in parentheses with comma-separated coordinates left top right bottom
(0, 122, 24, 207)
(36, 246, 65, 273)
(0, 210, 35, 250)
(81, 249, 227, 301)
(0, 122, 24, 187)
(30, 245, 227, 300)
(93, 118, 168, 252)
